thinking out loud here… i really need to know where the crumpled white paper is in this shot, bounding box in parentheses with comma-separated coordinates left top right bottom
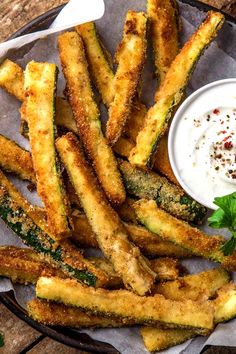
(0, 0, 236, 353)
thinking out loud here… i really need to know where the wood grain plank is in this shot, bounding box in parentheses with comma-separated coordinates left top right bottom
(0, 302, 41, 353)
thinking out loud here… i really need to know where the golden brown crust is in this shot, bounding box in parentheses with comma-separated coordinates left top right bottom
(56, 132, 156, 296)
(36, 276, 214, 331)
(0, 59, 24, 101)
(76, 22, 115, 108)
(58, 31, 125, 205)
(129, 11, 225, 168)
(71, 211, 191, 258)
(0, 170, 109, 288)
(153, 135, 180, 185)
(0, 246, 66, 284)
(134, 199, 236, 271)
(106, 11, 147, 145)
(153, 268, 230, 301)
(28, 298, 132, 328)
(0, 134, 36, 183)
(24, 61, 72, 239)
(147, 0, 179, 85)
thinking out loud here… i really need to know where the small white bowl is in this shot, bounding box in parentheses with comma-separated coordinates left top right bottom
(168, 78, 236, 210)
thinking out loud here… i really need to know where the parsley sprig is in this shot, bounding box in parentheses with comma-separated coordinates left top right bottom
(208, 191, 236, 256)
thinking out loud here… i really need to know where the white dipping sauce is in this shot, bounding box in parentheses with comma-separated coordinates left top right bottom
(169, 79, 236, 210)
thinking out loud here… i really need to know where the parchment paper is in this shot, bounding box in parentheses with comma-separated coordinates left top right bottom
(0, 1, 236, 353)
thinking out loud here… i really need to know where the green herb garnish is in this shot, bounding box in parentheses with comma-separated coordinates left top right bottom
(208, 191, 236, 256)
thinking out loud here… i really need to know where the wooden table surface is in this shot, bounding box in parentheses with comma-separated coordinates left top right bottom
(0, 0, 236, 353)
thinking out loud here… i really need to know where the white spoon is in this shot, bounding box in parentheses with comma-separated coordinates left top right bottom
(0, 0, 105, 59)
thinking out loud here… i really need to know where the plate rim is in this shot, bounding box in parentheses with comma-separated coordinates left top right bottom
(1, 1, 236, 353)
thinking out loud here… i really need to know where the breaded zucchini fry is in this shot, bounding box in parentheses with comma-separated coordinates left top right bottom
(24, 61, 71, 239)
(28, 298, 130, 328)
(129, 12, 225, 168)
(72, 212, 191, 258)
(0, 59, 24, 100)
(0, 246, 65, 284)
(0, 139, 191, 259)
(125, 223, 191, 258)
(0, 244, 181, 288)
(75, 22, 114, 107)
(149, 257, 181, 281)
(54, 97, 78, 134)
(147, 0, 179, 84)
(134, 199, 236, 271)
(0, 170, 108, 287)
(153, 135, 179, 185)
(76, 22, 147, 151)
(0, 245, 123, 289)
(153, 268, 230, 301)
(0, 60, 78, 137)
(56, 133, 155, 295)
(36, 276, 214, 331)
(20, 97, 78, 138)
(214, 283, 236, 323)
(119, 159, 206, 224)
(58, 32, 125, 205)
(31, 281, 236, 332)
(141, 283, 236, 352)
(0, 134, 35, 183)
(106, 11, 147, 144)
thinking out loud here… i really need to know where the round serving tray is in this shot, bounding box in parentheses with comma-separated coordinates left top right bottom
(0, 1, 236, 353)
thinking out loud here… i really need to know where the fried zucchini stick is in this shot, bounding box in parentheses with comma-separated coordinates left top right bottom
(134, 199, 236, 271)
(0, 134, 35, 183)
(0, 59, 24, 100)
(58, 32, 125, 205)
(147, 0, 179, 85)
(24, 61, 72, 239)
(36, 276, 214, 331)
(141, 283, 236, 352)
(72, 213, 191, 258)
(75, 22, 115, 108)
(106, 11, 147, 144)
(153, 135, 179, 185)
(0, 245, 182, 288)
(0, 246, 121, 289)
(153, 268, 229, 301)
(0, 246, 66, 284)
(30, 275, 235, 332)
(56, 133, 155, 295)
(119, 159, 206, 224)
(129, 12, 225, 168)
(0, 59, 78, 137)
(0, 170, 108, 287)
(28, 298, 131, 328)
(0, 137, 191, 258)
(76, 22, 147, 151)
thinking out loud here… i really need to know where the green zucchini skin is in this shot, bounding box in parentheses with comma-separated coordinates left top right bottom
(129, 12, 225, 169)
(118, 160, 206, 224)
(0, 188, 96, 286)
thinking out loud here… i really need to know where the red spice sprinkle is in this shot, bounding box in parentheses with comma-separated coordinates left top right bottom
(224, 141, 233, 149)
(221, 130, 227, 134)
(213, 109, 220, 115)
(221, 121, 224, 125)
(223, 135, 231, 142)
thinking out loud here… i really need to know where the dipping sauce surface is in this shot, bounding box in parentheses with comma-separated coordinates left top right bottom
(169, 79, 236, 209)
